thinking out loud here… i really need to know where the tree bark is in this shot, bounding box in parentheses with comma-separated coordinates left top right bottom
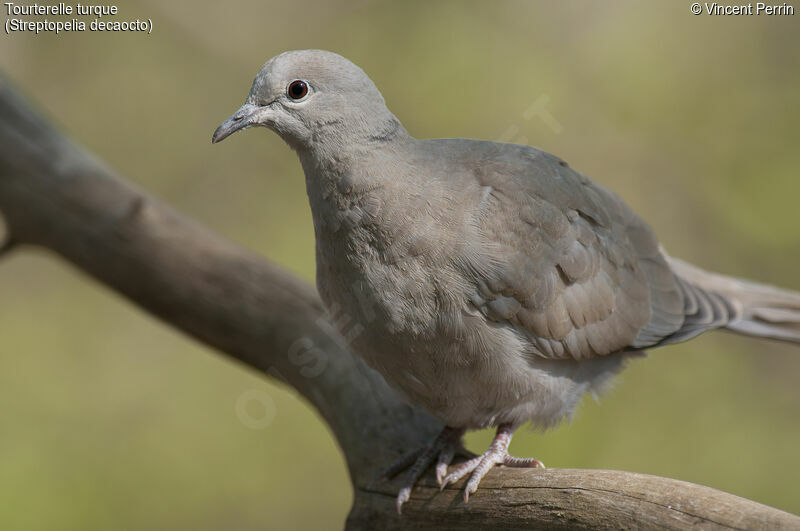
(1, 73, 797, 530)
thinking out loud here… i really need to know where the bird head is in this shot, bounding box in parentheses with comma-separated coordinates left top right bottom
(212, 49, 404, 151)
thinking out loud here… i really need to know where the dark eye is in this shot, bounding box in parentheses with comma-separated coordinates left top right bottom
(287, 80, 309, 100)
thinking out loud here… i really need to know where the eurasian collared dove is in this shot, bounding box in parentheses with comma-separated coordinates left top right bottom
(213, 49, 800, 513)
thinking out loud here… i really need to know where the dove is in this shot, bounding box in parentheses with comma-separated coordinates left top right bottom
(213, 49, 800, 513)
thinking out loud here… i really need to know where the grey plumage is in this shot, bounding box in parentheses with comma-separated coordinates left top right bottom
(213, 49, 800, 508)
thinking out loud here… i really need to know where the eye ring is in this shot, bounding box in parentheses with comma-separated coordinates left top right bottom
(287, 79, 310, 101)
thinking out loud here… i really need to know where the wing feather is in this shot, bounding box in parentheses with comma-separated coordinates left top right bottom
(459, 143, 687, 360)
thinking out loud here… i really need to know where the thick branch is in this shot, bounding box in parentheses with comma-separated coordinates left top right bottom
(0, 73, 797, 529)
(353, 468, 800, 530)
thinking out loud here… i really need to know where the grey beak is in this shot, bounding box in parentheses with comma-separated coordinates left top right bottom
(212, 103, 261, 144)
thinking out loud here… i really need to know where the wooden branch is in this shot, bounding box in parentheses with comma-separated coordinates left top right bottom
(0, 72, 797, 529)
(353, 468, 800, 530)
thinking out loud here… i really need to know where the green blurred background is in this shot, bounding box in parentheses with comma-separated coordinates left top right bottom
(1, 1, 799, 529)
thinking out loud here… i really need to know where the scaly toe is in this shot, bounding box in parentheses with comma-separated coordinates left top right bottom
(462, 452, 504, 501)
(435, 461, 448, 486)
(440, 455, 482, 490)
(503, 455, 545, 468)
(376, 447, 425, 482)
(387, 426, 465, 513)
(435, 444, 457, 485)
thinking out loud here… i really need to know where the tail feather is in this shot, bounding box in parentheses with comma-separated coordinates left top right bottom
(666, 256, 800, 345)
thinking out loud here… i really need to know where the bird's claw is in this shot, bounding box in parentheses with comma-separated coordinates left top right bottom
(435, 461, 448, 486)
(378, 426, 463, 514)
(395, 486, 411, 515)
(384, 424, 544, 512)
(441, 424, 545, 501)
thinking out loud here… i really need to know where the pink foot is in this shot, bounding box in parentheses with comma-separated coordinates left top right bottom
(376, 426, 465, 514)
(440, 424, 545, 501)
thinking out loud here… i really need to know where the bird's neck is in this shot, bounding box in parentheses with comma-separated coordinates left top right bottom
(297, 114, 409, 162)
(296, 127, 413, 242)
(298, 138, 396, 206)
(296, 112, 410, 193)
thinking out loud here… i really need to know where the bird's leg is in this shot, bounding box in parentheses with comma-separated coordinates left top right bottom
(441, 423, 545, 501)
(376, 425, 465, 514)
